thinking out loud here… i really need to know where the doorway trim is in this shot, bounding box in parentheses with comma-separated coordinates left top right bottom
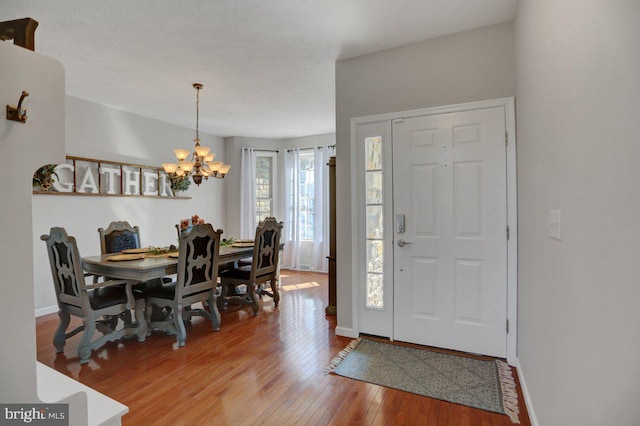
(348, 97, 517, 364)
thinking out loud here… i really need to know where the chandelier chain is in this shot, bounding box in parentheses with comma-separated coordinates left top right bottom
(195, 85, 200, 141)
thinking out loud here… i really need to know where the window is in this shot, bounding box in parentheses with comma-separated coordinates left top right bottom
(255, 155, 274, 223)
(298, 151, 315, 240)
(283, 145, 335, 271)
(365, 136, 384, 309)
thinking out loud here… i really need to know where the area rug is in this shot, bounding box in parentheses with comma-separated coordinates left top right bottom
(325, 338, 519, 424)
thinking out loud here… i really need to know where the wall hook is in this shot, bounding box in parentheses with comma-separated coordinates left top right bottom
(6, 91, 29, 123)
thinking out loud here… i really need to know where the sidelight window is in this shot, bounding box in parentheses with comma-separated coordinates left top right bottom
(365, 136, 384, 309)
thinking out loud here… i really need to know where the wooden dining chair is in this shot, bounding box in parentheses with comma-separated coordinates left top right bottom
(98, 220, 174, 323)
(177, 223, 236, 277)
(218, 217, 283, 315)
(98, 221, 141, 254)
(41, 227, 147, 364)
(145, 224, 223, 346)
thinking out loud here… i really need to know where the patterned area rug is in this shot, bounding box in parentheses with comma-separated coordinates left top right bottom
(326, 338, 519, 424)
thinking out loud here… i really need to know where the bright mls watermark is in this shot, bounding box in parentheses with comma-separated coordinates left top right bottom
(0, 404, 68, 425)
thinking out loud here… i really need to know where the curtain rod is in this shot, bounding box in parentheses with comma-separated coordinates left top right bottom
(286, 144, 336, 152)
(242, 147, 279, 153)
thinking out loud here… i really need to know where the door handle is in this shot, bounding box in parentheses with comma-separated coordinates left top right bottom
(397, 239, 413, 247)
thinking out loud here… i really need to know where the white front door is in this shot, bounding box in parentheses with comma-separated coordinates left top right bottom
(392, 107, 508, 357)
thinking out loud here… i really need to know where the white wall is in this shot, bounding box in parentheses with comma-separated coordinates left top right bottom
(0, 42, 65, 400)
(33, 96, 227, 313)
(515, 2, 640, 425)
(335, 22, 515, 332)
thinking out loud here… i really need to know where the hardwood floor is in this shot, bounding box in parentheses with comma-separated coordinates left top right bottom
(36, 270, 530, 425)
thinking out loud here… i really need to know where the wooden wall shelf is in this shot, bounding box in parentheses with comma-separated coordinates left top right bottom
(33, 155, 191, 199)
(32, 191, 190, 200)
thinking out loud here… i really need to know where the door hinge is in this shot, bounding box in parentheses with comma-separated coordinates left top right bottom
(506, 226, 510, 240)
(505, 131, 509, 146)
(506, 319, 509, 333)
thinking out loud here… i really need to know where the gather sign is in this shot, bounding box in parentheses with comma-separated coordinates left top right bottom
(35, 156, 187, 198)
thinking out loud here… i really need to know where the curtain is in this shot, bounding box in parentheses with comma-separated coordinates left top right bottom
(312, 145, 332, 272)
(283, 145, 335, 272)
(283, 149, 300, 269)
(240, 147, 257, 239)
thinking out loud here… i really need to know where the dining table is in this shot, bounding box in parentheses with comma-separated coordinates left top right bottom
(81, 245, 258, 283)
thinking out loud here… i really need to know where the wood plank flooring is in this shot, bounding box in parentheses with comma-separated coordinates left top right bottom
(36, 270, 530, 425)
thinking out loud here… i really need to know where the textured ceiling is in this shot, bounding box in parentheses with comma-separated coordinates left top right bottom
(4, 1, 517, 139)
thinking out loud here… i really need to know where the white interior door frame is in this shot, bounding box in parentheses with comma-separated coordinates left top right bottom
(349, 97, 518, 364)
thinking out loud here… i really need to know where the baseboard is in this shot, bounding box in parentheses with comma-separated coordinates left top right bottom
(36, 305, 58, 318)
(514, 357, 540, 426)
(334, 326, 359, 339)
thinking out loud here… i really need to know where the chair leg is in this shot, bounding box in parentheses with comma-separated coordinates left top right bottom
(209, 293, 221, 331)
(78, 317, 96, 364)
(257, 283, 264, 299)
(145, 302, 153, 335)
(270, 279, 280, 307)
(217, 282, 231, 310)
(53, 309, 70, 353)
(174, 304, 187, 347)
(248, 282, 259, 316)
(134, 300, 147, 342)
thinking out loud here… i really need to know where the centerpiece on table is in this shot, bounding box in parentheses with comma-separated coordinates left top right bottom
(146, 245, 178, 255)
(179, 214, 205, 231)
(179, 214, 234, 246)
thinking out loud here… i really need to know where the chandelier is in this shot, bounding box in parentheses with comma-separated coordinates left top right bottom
(162, 83, 230, 186)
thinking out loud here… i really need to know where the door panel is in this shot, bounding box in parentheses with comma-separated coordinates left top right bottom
(393, 107, 507, 358)
(412, 164, 438, 235)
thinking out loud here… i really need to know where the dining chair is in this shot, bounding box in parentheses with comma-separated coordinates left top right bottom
(98, 220, 177, 326)
(98, 220, 171, 284)
(41, 227, 147, 364)
(98, 221, 141, 254)
(218, 217, 283, 315)
(145, 223, 223, 346)
(177, 223, 236, 277)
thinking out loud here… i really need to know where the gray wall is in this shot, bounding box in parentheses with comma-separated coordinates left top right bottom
(33, 96, 227, 313)
(335, 22, 515, 330)
(515, 1, 640, 424)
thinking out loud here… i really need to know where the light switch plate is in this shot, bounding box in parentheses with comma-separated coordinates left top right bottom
(548, 209, 561, 240)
